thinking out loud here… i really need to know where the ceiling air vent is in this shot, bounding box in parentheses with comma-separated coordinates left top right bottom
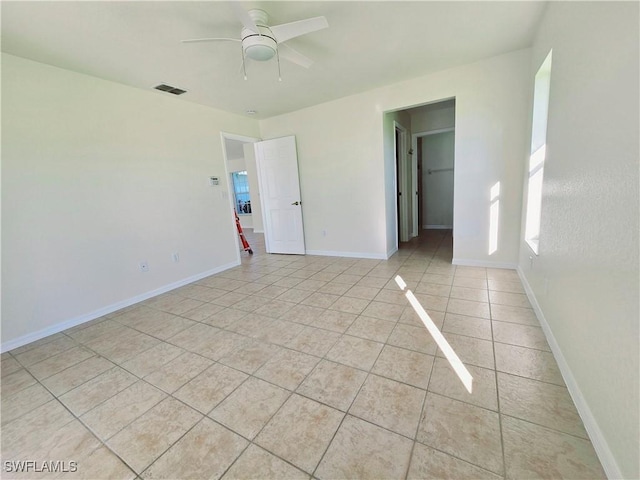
(154, 84, 187, 95)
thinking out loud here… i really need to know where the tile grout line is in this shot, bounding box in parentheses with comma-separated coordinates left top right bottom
(20, 364, 139, 478)
(404, 326, 439, 480)
(489, 293, 508, 479)
(309, 315, 394, 479)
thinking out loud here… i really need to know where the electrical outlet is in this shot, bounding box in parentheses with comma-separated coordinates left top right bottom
(172, 252, 180, 263)
(140, 261, 149, 272)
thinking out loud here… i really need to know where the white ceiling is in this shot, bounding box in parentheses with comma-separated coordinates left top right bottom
(1, 1, 546, 119)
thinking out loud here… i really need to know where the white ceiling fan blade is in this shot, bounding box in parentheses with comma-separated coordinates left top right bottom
(182, 37, 241, 44)
(270, 16, 328, 43)
(230, 1, 259, 33)
(279, 43, 313, 69)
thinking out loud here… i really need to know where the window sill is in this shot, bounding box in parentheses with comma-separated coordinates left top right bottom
(526, 237, 539, 256)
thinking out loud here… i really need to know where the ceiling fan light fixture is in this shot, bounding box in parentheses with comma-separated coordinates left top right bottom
(242, 26, 278, 61)
(245, 44, 276, 61)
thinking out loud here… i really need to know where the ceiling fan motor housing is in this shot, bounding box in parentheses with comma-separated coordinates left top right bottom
(242, 10, 276, 61)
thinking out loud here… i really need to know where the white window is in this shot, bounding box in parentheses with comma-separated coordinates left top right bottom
(231, 171, 251, 214)
(525, 50, 553, 254)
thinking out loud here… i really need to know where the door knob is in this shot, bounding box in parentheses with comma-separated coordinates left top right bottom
(291, 201, 301, 206)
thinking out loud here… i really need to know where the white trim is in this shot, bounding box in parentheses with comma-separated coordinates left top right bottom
(386, 246, 399, 259)
(306, 249, 388, 260)
(517, 268, 622, 480)
(424, 224, 453, 229)
(452, 258, 517, 269)
(1, 261, 239, 353)
(411, 144, 418, 238)
(413, 127, 455, 137)
(412, 133, 420, 239)
(394, 121, 409, 245)
(220, 132, 261, 143)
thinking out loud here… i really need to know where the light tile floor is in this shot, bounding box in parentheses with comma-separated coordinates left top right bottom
(1, 230, 607, 479)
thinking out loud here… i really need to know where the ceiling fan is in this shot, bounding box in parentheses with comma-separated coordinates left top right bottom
(182, 3, 329, 79)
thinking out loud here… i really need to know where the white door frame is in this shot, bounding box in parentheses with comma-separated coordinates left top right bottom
(411, 140, 418, 238)
(411, 127, 455, 232)
(394, 121, 410, 244)
(220, 132, 261, 262)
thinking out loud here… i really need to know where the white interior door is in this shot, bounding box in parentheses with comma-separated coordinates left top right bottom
(254, 136, 306, 254)
(395, 122, 409, 243)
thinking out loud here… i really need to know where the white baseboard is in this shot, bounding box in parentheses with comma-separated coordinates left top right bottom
(423, 225, 453, 229)
(452, 258, 517, 269)
(386, 246, 399, 259)
(305, 249, 388, 260)
(517, 267, 622, 480)
(1, 261, 240, 353)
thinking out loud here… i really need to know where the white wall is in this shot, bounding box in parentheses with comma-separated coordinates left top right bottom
(518, 3, 639, 479)
(422, 131, 455, 228)
(259, 96, 390, 258)
(260, 48, 530, 265)
(226, 156, 247, 173)
(411, 99, 455, 133)
(1, 53, 260, 350)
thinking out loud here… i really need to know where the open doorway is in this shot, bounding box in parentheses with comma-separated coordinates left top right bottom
(221, 133, 306, 256)
(409, 99, 456, 235)
(386, 98, 456, 254)
(415, 128, 455, 230)
(220, 132, 261, 257)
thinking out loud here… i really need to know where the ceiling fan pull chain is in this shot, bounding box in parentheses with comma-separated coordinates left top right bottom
(267, 25, 283, 82)
(242, 50, 248, 80)
(276, 49, 282, 82)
